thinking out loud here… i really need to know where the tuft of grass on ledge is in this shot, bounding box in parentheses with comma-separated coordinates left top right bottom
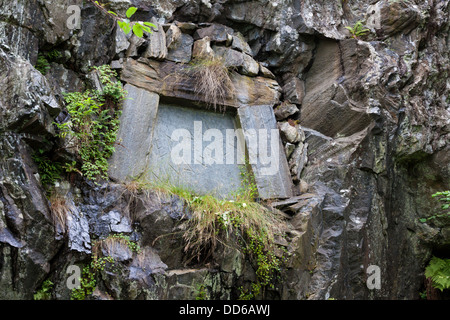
(122, 175, 287, 299)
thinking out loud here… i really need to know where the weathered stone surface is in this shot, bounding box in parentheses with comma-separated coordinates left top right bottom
(144, 20, 168, 60)
(279, 122, 301, 144)
(166, 25, 194, 63)
(365, 0, 423, 38)
(108, 84, 160, 182)
(192, 37, 214, 59)
(121, 58, 281, 108)
(0, 133, 63, 299)
(212, 46, 259, 76)
(0, 49, 60, 135)
(238, 105, 293, 199)
(146, 103, 244, 199)
(194, 23, 234, 42)
(231, 32, 253, 55)
(300, 39, 371, 138)
(114, 28, 130, 56)
(289, 142, 308, 182)
(71, 2, 116, 73)
(282, 77, 305, 105)
(274, 102, 299, 121)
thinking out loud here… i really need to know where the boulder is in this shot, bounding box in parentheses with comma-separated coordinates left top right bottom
(279, 122, 301, 144)
(193, 23, 234, 43)
(166, 25, 194, 63)
(274, 102, 300, 121)
(192, 37, 215, 59)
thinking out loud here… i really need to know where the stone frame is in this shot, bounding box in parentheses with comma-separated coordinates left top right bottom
(109, 24, 293, 199)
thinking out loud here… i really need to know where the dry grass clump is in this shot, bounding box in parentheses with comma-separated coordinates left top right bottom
(188, 56, 235, 111)
(48, 191, 71, 233)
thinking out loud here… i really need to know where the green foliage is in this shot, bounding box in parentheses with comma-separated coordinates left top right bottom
(345, 20, 370, 39)
(104, 233, 142, 254)
(71, 233, 140, 300)
(419, 191, 450, 223)
(90, 1, 156, 38)
(146, 179, 284, 300)
(425, 256, 450, 291)
(32, 149, 63, 187)
(35, 54, 51, 75)
(195, 284, 208, 300)
(56, 65, 124, 181)
(33, 279, 54, 300)
(234, 163, 259, 201)
(35, 50, 61, 75)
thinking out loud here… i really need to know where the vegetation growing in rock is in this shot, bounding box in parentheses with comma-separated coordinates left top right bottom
(187, 56, 235, 111)
(33, 279, 54, 300)
(34, 50, 61, 75)
(32, 149, 64, 187)
(419, 191, 450, 223)
(425, 256, 450, 292)
(345, 20, 370, 39)
(55, 65, 124, 181)
(89, 0, 156, 38)
(35, 54, 51, 75)
(71, 233, 141, 300)
(141, 166, 285, 299)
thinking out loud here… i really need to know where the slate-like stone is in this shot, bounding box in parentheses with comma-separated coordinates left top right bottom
(166, 26, 194, 63)
(238, 105, 293, 199)
(108, 84, 160, 182)
(145, 103, 244, 199)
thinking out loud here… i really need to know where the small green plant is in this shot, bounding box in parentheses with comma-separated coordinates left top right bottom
(234, 163, 259, 201)
(35, 50, 61, 75)
(35, 54, 51, 75)
(195, 284, 208, 300)
(71, 233, 140, 300)
(425, 256, 450, 291)
(419, 191, 450, 223)
(32, 149, 63, 187)
(345, 20, 370, 39)
(34, 279, 54, 300)
(47, 49, 62, 61)
(89, 0, 156, 38)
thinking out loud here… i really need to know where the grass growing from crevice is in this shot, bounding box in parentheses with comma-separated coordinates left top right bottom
(187, 55, 236, 112)
(124, 166, 286, 299)
(48, 190, 72, 234)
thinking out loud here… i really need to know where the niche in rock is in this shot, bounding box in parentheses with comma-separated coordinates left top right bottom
(109, 84, 293, 200)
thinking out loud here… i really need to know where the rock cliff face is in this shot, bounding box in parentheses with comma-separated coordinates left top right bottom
(0, 0, 449, 300)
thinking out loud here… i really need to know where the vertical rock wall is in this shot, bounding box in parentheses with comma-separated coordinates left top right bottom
(0, 0, 449, 300)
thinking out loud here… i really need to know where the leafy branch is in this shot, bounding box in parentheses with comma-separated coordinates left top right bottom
(87, 0, 156, 38)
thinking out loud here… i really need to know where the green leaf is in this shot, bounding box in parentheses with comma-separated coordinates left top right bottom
(132, 23, 144, 38)
(419, 218, 427, 223)
(126, 6, 138, 18)
(139, 24, 153, 34)
(118, 20, 132, 34)
(143, 22, 157, 28)
(108, 11, 118, 16)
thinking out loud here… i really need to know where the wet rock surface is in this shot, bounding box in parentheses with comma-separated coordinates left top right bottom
(0, 0, 449, 300)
